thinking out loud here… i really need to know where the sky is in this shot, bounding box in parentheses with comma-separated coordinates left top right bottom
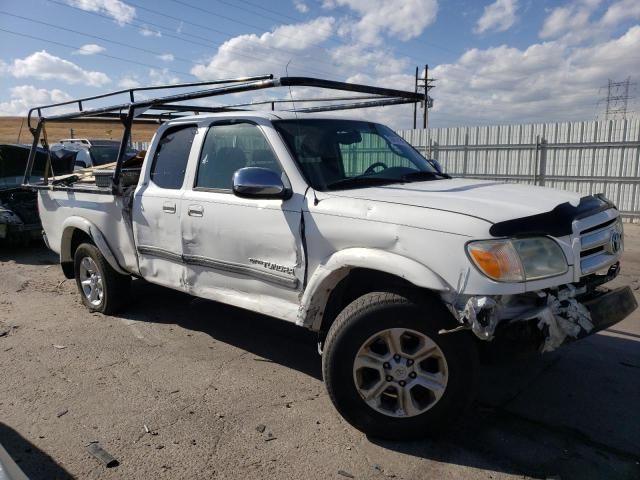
(0, 0, 639, 128)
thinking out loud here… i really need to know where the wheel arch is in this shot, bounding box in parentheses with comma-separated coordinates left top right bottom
(60, 217, 128, 278)
(297, 248, 451, 337)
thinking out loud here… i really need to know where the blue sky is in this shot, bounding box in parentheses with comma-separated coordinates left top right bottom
(0, 0, 639, 128)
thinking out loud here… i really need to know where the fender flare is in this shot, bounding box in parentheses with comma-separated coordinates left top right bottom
(60, 216, 129, 276)
(297, 248, 451, 330)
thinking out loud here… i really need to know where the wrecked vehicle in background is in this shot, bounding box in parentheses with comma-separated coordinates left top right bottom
(51, 139, 138, 170)
(23, 76, 638, 440)
(0, 144, 74, 244)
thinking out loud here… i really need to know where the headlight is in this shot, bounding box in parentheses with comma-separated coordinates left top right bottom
(467, 237, 568, 282)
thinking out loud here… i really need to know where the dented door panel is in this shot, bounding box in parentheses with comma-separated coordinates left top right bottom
(180, 190, 304, 305)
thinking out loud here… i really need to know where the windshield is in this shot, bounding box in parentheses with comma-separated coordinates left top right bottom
(89, 145, 120, 166)
(0, 145, 74, 189)
(273, 119, 440, 191)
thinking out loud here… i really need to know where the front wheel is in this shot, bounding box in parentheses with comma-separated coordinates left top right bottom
(322, 292, 478, 440)
(73, 243, 130, 314)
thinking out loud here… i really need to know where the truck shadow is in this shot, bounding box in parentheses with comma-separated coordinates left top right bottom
(0, 243, 57, 266)
(121, 279, 640, 480)
(0, 423, 72, 480)
(123, 278, 323, 379)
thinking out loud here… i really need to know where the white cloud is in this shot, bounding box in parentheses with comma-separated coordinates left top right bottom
(429, 25, 640, 126)
(157, 53, 175, 62)
(294, 1, 309, 13)
(65, 0, 135, 26)
(600, 0, 640, 27)
(73, 43, 106, 55)
(474, 0, 518, 34)
(140, 25, 162, 37)
(0, 85, 72, 116)
(539, 0, 601, 40)
(538, 0, 640, 45)
(0, 59, 7, 75)
(9, 50, 111, 87)
(329, 44, 410, 76)
(191, 17, 336, 79)
(148, 68, 181, 86)
(117, 69, 177, 89)
(323, 0, 438, 43)
(118, 77, 141, 89)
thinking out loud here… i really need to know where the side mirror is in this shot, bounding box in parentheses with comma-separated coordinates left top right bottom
(232, 167, 291, 200)
(427, 159, 443, 174)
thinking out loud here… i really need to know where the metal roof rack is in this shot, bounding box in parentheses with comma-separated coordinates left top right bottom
(23, 74, 429, 191)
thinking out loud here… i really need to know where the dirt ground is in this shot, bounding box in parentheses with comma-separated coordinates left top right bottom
(1, 227, 639, 480)
(0, 117, 156, 145)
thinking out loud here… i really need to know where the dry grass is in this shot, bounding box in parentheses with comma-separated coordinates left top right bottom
(0, 116, 157, 145)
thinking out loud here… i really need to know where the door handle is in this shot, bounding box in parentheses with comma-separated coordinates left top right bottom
(162, 202, 176, 214)
(188, 205, 204, 217)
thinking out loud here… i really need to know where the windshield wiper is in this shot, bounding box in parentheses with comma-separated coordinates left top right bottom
(400, 170, 450, 181)
(325, 175, 401, 190)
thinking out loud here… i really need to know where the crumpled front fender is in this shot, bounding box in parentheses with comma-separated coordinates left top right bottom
(297, 248, 451, 330)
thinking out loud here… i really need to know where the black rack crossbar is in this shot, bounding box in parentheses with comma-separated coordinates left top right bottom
(26, 74, 274, 129)
(24, 74, 426, 191)
(291, 97, 417, 113)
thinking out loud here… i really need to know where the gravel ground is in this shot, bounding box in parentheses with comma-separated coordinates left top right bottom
(1, 226, 639, 480)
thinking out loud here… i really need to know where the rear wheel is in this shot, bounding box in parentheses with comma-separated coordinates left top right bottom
(322, 291, 478, 440)
(73, 243, 130, 314)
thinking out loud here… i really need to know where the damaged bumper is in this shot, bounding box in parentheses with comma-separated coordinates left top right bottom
(0, 221, 41, 241)
(581, 286, 638, 335)
(443, 281, 637, 354)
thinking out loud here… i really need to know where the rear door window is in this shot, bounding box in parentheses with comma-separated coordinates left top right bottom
(150, 125, 197, 189)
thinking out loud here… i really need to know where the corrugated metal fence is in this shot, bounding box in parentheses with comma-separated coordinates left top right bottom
(399, 118, 640, 221)
(131, 119, 640, 220)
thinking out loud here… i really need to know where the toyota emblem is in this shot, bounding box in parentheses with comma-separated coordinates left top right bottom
(608, 230, 622, 254)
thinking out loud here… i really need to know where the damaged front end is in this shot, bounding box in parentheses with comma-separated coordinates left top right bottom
(0, 188, 41, 243)
(441, 265, 637, 355)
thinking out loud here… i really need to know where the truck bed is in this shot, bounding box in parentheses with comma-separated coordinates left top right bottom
(38, 187, 139, 275)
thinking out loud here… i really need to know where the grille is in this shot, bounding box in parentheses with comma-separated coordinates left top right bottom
(579, 216, 623, 276)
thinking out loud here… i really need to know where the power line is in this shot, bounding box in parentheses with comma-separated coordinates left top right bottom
(0, 27, 194, 79)
(209, 0, 302, 26)
(198, 0, 458, 60)
(235, 0, 305, 23)
(126, 0, 335, 77)
(48, 0, 335, 78)
(0, 11, 195, 66)
(165, 0, 424, 70)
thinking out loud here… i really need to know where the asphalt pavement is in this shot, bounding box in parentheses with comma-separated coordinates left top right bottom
(1, 226, 639, 479)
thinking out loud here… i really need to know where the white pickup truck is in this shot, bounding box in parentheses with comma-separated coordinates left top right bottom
(25, 78, 637, 440)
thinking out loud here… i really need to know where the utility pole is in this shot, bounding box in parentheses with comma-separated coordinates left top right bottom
(414, 64, 435, 129)
(413, 66, 419, 129)
(423, 64, 428, 129)
(600, 77, 636, 120)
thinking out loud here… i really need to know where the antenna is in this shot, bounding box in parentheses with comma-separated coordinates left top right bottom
(285, 60, 298, 119)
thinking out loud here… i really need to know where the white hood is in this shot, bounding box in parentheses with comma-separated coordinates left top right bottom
(324, 178, 583, 224)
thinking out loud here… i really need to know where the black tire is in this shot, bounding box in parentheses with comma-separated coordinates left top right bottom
(73, 242, 130, 314)
(322, 291, 478, 440)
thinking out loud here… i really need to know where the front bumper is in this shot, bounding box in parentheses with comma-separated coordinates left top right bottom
(446, 281, 637, 357)
(580, 286, 638, 336)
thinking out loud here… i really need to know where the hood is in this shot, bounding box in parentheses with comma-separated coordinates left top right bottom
(323, 178, 583, 224)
